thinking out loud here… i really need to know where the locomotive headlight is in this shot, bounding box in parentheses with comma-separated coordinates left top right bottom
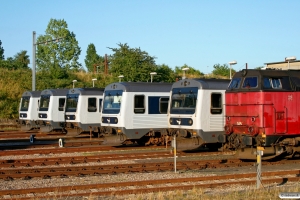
(251, 117, 255, 122)
(101, 117, 104, 122)
(169, 118, 173, 125)
(114, 118, 118, 123)
(188, 119, 193, 125)
(227, 117, 230, 121)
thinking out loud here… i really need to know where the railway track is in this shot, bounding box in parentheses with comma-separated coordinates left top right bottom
(1, 156, 299, 180)
(0, 151, 233, 168)
(1, 169, 299, 199)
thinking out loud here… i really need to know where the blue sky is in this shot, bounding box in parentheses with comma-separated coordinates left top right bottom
(1, 0, 299, 74)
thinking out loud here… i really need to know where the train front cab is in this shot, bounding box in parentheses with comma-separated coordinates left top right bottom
(224, 69, 300, 159)
(101, 82, 172, 146)
(37, 89, 69, 133)
(168, 79, 230, 150)
(19, 91, 41, 131)
(64, 88, 104, 136)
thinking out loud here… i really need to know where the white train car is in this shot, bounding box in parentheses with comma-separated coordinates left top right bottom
(37, 89, 69, 133)
(168, 78, 230, 150)
(64, 88, 104, 136)
(100, 82, 172, 145)
(19, 91, 41, 131)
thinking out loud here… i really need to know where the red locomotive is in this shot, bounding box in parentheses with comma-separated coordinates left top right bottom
(223, 68, 300, 159)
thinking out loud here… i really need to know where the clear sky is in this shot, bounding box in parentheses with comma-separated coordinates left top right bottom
(1, 0, 299, 73)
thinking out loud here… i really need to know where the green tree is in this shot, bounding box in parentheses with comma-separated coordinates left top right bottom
(36, 18, 81, 78)
(212, 63, 234, 77)
(108, 43, 157, 82)
(0, 40, 4, 60)
(14, 50, 30, 69)
(174, 64, 203, 79)
(84, 43, 104, 73)
(156, 64, 176, 83)
(0, 50, 30, 70)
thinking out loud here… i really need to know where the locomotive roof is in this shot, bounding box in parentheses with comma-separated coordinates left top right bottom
(67, 88, 105, 95)
(229, 69, 300, 91)
(21, 91, 41, 97)
(105, 82, 173, 92)
(40, 89, 69, 96)
(171, 78, 230, 90)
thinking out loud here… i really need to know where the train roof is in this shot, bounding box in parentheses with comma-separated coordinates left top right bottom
(40, 89, 69, 96)
(67, 88, 105, 96)
(171, 78, 230, 90)
(229, 69, 300, 91)
(21, 91, 41, 97)
(234, 68, 300, 78)
(105, 82, 173, 92)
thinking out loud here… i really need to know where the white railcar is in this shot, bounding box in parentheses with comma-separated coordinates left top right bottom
(37, 89, 69, 133)
(101, 82, 172, 145)
(168, 79, 230, 149)
(64, 88, 104, 136)
(19, 91, 41, 131)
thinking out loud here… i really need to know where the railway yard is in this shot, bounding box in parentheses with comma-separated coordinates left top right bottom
(0, 126, 299, 199)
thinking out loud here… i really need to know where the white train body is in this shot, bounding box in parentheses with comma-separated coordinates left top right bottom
(65, 88, 104, 134)
(101, 82, 172, 142)
(19, 91, 41, 131)
(37, 89, 69, 132)
(168, 79, 230, 147)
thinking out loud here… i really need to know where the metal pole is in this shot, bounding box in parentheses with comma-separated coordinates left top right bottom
(256, 147, 263, 189)
(32, 31, 36, 91)
(230, 64, 232, 79)
(174, 135, 177, 173)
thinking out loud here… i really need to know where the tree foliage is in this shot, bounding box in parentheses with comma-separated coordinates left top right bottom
(0, 40, 4, 60)
(0, 50, 30, 70)
(155, 64, 176, 83)
(108, 43, 157, 82)
(212, 63, 235, 78)
(174, 64, 204, 79)
(84, 43, 104, 73)
(36, 19, 81, 78)
(14, 50, 30, 69)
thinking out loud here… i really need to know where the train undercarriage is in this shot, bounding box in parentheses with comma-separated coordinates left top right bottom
(221, 133, 300, 160)
(19, 120, 40, 131)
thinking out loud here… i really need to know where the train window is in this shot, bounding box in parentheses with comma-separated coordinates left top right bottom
(134, 95, 145, 114)
(271, 78, 282, 89)
(263, 78, 272, 89)
(58, 98, 65, 111)
(160, 97, 169, 114)
(211, 93, 222, 114)
(20, 97, 30, 111)
(88, 98, 97, 112)
(66, 94, 79, 112)
(242, 77, 258, 88)
(228, 78, 241, 89)
(39, 95, 50, 111)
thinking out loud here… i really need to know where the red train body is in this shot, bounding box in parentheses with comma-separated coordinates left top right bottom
(224, 69, 300, 159)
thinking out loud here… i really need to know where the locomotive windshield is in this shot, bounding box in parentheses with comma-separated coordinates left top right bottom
(102, 90, 123, 114)
(66, 94, 79, 112)
(242, 77, 258, 88)
(39, 95, 50, 111)
(228, 78, 242, 89)
(20, 96, 30, 111)
(170, 87, 198, 114)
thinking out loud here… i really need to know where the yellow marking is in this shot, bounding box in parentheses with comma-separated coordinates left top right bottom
(257, 146, 265, 151)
